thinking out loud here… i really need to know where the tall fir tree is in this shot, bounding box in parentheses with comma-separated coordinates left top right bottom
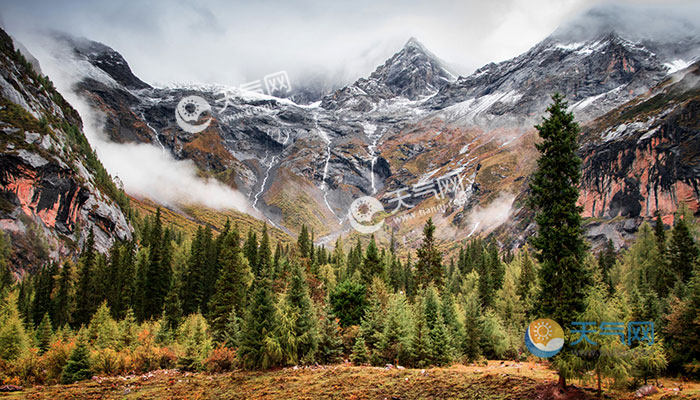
(36, 312, 53, 353)
(316, 303, 343, 364)
(32, 262, 57, 326)
(182, 227, 206, 315)
(361, 236, 383, 284)
(667, 215, 699, 288)
(0, 232, 12, 293)
(75, 229, 99, 326)
(415, 218, 443, 288)
(208, 230, 252, 344)
(529, 93, 590, 388)
(282, 262, 319, 364)
(297, 224, 311, 259)
(257, 224, 272, 277)
(53, 261, 75, 328)
(238, 276, 282, 369)
(597, 239, 616, 296)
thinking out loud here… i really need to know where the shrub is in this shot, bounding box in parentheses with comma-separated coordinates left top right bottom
(40, 339, 74, 384)
(91, 348, 128, 375)
(203, 346, 238, 372)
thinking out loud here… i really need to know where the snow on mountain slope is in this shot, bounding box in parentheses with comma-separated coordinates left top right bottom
(31, 5, 700, 251)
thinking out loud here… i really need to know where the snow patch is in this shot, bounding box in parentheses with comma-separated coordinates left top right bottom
(664, 59, 691, 74)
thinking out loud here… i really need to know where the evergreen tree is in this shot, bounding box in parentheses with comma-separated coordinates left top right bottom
(479, 309, 508, 359)
(653, 211, 666, 255)
(32, 262, 57, 325)
(350, 334, 370, 365)
(410, 304, 432, 367)
(347, 238, 363, 279)
(182, 227, 205, 315)
(133, 246, 150, 320)
(403, 253, 415, 299)
(75, 229, 99, 326)
(377, 292, 413, 366)
(422, 286, 451, 365)
(61, 336, 92, 384)
(140, 209, 172, 320)
(529, 95, 590, 328)
(388, 254, 403, 292)
(88, 302, 120, 350)
(297, 225, 311, 259)
(597, 239, 616, 295)
(282, 261, 319, 364)
(116, 241, 136, 319)
(461, 281, 482, 362)
(53, 261, 75, 327)
(529, 94, 591, 387)
(222, 309, 241, 348)
(667, 215, 699, 287)
(208, 231, 252, 343)
(176, 313, 212, 371)
(359, 281, 388, 355)
(162, 285, 183, 332)
(316, 304, 343, 364)
(516, 250, 537, 315)
(0, 293, 30, 361)
(257, 224, 272, 277)
(567, 285, 632, 396)
(440, 288, 462, 357)
(0, 232, 12, 293)
(361, 236, 383, 284)
(200, 226, 217, 314)
(37, 312, 53, 354)
(118, 308, 139, 349)
(415, 218, 443, 288)
(238, 276, 282, 369)
(330, 279, 366, 327)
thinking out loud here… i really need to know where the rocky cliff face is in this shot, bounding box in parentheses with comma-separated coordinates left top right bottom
(577, 62, 700, 246)
(41, 6, 699, 251)
(0, 28, 131, 274)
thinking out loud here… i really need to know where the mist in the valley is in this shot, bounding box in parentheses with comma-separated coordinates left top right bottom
(25, 36, 254, 214)
(466, 193, 516, 235)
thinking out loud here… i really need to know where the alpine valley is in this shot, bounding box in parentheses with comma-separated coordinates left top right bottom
(1, 5, 699, 273)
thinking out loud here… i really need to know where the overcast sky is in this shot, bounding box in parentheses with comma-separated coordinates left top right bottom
(1, 0, 697, 87)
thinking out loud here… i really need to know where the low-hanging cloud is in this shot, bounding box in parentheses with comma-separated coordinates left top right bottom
(24, 35, 254, 214)
(81, 105, 252, 212)
(466, 193, 516, 235)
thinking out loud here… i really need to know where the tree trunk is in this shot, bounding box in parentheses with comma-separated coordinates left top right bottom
(557, 373, 566, 389)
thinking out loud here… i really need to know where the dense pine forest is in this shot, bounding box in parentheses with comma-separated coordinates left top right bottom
(0, 206, 698, 388)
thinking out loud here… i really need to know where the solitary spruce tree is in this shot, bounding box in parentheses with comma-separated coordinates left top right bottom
(529, 94, 591, 387)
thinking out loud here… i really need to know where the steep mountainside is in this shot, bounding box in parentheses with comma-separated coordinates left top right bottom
(0, 28, 131, 274)
(578, 62, 700, 245)
(39, 7, 700, 251)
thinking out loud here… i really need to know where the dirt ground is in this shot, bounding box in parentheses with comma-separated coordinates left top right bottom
(1, 361, 698, 400)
